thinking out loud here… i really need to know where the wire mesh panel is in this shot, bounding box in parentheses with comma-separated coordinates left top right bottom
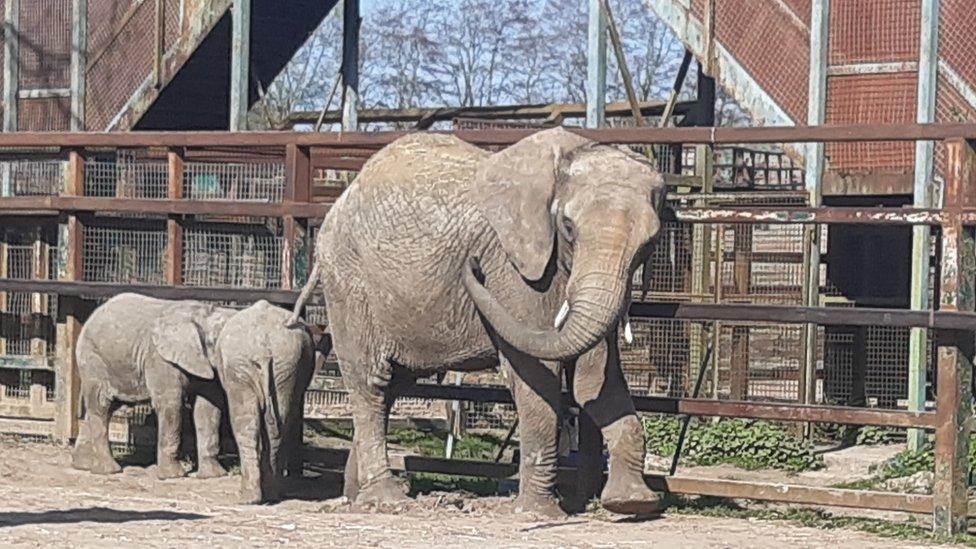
(619, 318, 698, 397)
(0, 159, 65, 196)
(642, 221, 694, 295)
(183, 226, 282, 288)
(463, 401, 517, 430)
(714, 322, 805, 402)
(84, 152, 168, 199)
(18, 0, 72, 89)
(83, 225, 168, 284)
(183, 162, 285, 202)
(3, 246, 33, 356)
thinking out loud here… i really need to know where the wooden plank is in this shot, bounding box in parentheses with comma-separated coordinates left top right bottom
(932, 138, 976, 536)
(0, 196, 330, 218)
(646, 476, 933, 514)
(165, 150, 183, 285)
(30, 239, 49, 358)
(0, 279, 301, 305)
(827, 62, 919, 76)
(394, 384, 938, 429)
(0, 416, 54, 437)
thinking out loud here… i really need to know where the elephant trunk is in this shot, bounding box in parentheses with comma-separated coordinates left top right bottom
(463, 223, 635, 362)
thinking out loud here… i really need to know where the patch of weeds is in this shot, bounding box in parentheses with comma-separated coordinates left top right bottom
(643, 416, 824, 472)
(406, 473, 500, 497)
(667, 496, 976, 546)
(387, 428, 505, 461)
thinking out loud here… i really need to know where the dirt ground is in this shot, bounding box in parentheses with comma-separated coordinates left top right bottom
(0, 442, 950, 548)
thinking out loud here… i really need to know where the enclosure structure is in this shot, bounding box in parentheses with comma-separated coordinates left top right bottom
(0, 123, 973, 534)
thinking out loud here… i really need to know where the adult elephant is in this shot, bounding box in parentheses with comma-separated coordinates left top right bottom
(292, 127, 665, 516)
(71, 294, 314, 503)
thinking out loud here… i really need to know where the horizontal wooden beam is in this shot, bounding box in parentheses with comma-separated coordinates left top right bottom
(17, 88, 71, 99)
(288, 99, 694, 127)
(0, 123, 970, 149)
(0, 196, 329, 218)
(827, 62, 919, 76)
(673, 206, 948, 225)
(0, 279, 300, 305)
(396, 384, 938, 429)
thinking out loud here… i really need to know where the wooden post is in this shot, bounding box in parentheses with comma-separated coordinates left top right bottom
(340, 0, 359, 132)
(229, 0, 251, 130)
(30, 238, 49, 359)
(165, 150, 184, 285)
(0, 243, 6, 356)
(585, 0, 606, 129)
(3, 0, 19, 131)
(800, 0, 829, 412)
(931, 138, 976, 536)
(54, 151, 85, 443)
(70, 0, 87, 131)
(907, 0, 940, 451)
(283, 144, 310, 290)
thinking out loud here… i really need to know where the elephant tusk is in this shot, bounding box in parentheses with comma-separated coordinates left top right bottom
(623, 316, 634, 344)
(554, 300, 570, 328)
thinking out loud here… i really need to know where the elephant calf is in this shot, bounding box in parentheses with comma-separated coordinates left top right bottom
(71, 294, 314, 503)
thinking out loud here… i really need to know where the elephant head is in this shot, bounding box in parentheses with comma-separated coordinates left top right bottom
(216, 300, 315, 503)
(464, 127, 666, 361)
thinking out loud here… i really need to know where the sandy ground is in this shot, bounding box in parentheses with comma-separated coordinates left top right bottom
(0, 442, 950, 548)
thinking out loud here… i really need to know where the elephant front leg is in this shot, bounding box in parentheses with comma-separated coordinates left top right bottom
(153, 395, 188, 479)
(193, 390, 227, 479)
(501, 351, 565, 518)
(574, 337, 662, 515)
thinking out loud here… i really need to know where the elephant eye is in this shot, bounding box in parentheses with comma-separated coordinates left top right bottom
(559, 216, 576, 242)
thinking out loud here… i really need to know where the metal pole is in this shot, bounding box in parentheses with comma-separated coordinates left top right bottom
(70, 0, 87, 131)
(229, 0, 251, 130)
(3, 0, 19, 132)
(585, 0, 607, 129)
(800, 0, 829, 416)
(600, 0, 643, 127)
(907, 0, 939, 451)
(341, 0, 360, 132)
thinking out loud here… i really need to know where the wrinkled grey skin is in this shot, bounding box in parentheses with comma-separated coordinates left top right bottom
(72, 294, 314, 504)
(292, 127, 666, 516)
(216, 300, 315, 503)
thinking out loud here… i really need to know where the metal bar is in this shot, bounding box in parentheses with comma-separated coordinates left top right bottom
(658, 50, 694, 128)
(586, 0, 607, 128)
(600, 0, 643, 127)
(154, 0, 164, 88)
(827, 62, 919, 76)
(670, 338, 713, 476)
(3, 0, 20, 132)
(908, 0, 940, 452)
(0, 123, 973, 149)
(341, 0, 360, 132)
(674, 206, 948, 225)
(229, 0, 251, 130)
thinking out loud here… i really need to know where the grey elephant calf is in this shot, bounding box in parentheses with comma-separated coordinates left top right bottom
(71, 294, 314, 503)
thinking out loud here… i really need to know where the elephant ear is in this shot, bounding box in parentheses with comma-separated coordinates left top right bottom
(471, 127, 591, 281)
(152, 315, 216, 380)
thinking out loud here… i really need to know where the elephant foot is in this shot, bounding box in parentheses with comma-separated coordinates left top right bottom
(156, 459, 188, 480)
(87, 456, 122, 475)
(71, 445, 94, 471)
(195, 458, 227, 479)
(355, 476, 409, 506)
(600, 470, 664, 516)
(514, 494, 567, 519)
(238, 483, 264, 505)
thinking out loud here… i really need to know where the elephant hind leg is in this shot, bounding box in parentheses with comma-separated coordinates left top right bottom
(501, 349, 566, 519)
(73, 379, 121, 475)
(193, 389, 227, 479)
(342, 357, 408, 505)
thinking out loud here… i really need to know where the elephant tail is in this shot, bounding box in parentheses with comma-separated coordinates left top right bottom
(287, 262, 321, 328)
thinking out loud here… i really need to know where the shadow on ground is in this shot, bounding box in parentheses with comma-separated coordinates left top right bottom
(0, 507, 209, 528)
